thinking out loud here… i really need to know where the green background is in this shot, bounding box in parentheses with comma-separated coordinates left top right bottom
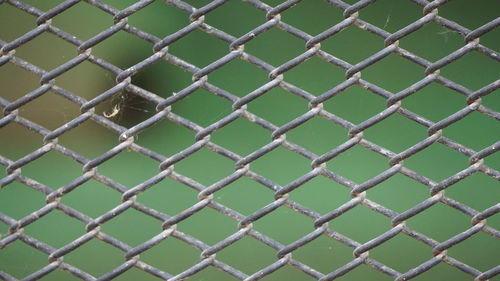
(0, 0, 499, 280)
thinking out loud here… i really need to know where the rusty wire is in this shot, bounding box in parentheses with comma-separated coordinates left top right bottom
(0, 0, 499, 280)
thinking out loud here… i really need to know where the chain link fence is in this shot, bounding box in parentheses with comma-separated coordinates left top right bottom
(0, 0, 499, 280)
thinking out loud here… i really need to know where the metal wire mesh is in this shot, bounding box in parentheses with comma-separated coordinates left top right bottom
(0, 0, 499, 280)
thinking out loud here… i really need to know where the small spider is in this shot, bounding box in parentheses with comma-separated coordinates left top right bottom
(103, 104, 121, 118)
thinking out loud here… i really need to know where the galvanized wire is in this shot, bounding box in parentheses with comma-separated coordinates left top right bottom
(0, 0, 499, 280)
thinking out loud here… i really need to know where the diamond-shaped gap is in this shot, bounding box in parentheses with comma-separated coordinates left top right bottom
(97, 150, 160, 187)
(406, 202, 470, 242)
(0, 240, 48, 279)
(250, 145, 311, 186)
(134, 117, 194, 158)
(0, 121, 43, 160)
(252, 205, 313, 245)
(169, 28, 229, 68)
(326, 144, 389, 184)
(366, 173, 429, 214)
(257, 265, 317, 281)
(353, 0, 422, 33)
(280, 0, 344, 35)
(286, 116, 347, 155)
(0, 182, 46, 219)
(247, 86, 308, 127)
(174, 146, 234, 186)
(136, 177, 198, 216)
(140, 235, 200, 275)
(171, 87, 233, 128)
(321, 25, 383, 64)
(323, 83, 387, 125)
(439, 51, 500, 90)
(445, 173, 500, 213)
(51, 1, 112, 40)
(207, 57, 269, 97)
(404, 142, 468, 182)
(215, 177, 274, 216)
(215, 235, 277, 275)
(101, 208, 161, 247)
(63, 237, 125, 278)
(245, 27, 305, 66)
(369, 233, 432, 274)
(0, 3, 37, 41)
(54, 52, 115, 101)
(211, 117, 270, 156)
(284, 56, 346, 95)
(327, 204, 391, 243)
(411, 261, 475, 281)
(23, 209, 85, 248)
(447, 231, 500, 272)
(15, 89, 81, 130)
(21, 150, 82, 188)
(361, 53, 424, 93)
(39, 268, 83, 281)
(57, 118, 118, 159)
(0, 60, 40, 101)
(287, 174, 350, 215)
(91, 29, 154, 70)
(61, 179, 122, 219)
(293, 234, 353, 274)
(444, 110, 500, 152)
(176, 206, 237, 245)
(362, 112, 428, 153)
(205, 0, 265, 37)
(127, 0, 188, 39)
(14, 31, 76, 71)
(398, 22, 464, 62)
(438, 0, 499, 30)
(186, 265, 240, 281)
(401, 82, 465, 123)
(131, 55, 192, 97)
(336, 263, 393, 281)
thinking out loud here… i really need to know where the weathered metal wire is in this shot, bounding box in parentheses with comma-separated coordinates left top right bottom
(0, 0, 499, 280)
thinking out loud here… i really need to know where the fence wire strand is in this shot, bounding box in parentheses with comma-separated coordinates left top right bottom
(0, 0, 499, 280)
